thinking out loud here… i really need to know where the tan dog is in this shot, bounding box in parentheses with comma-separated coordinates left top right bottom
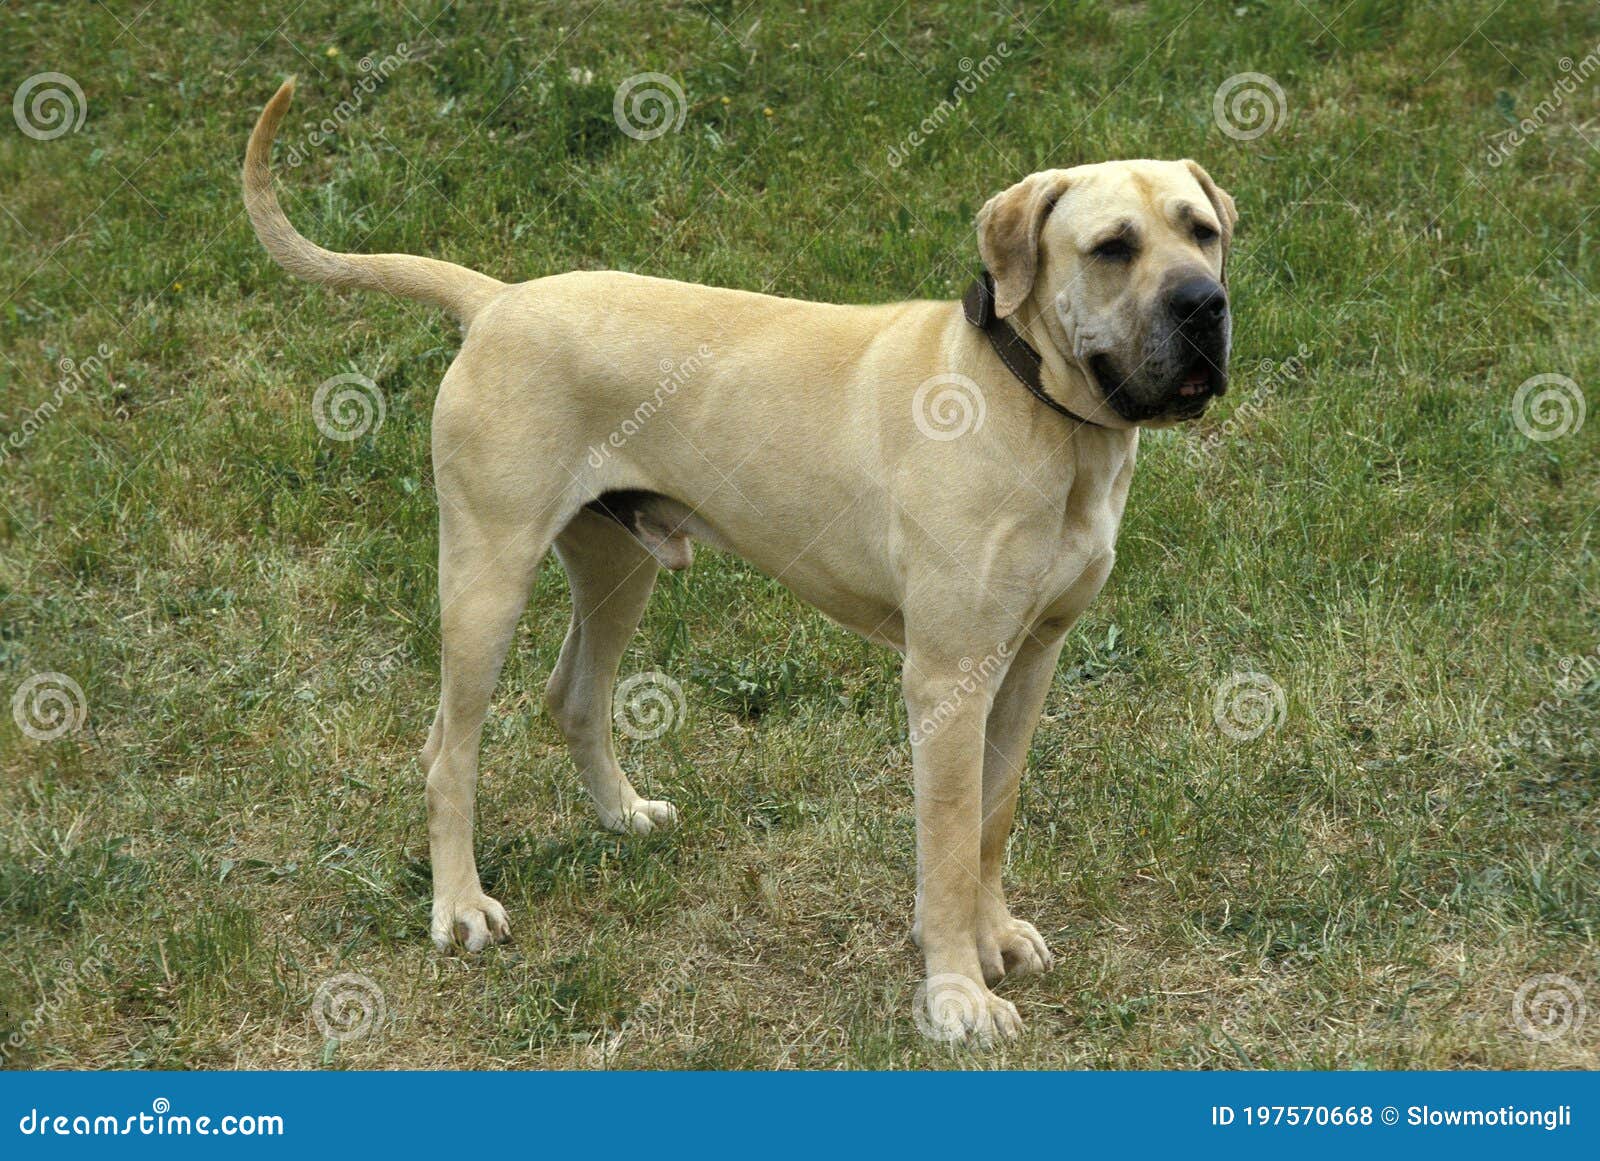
(243, 79, 1236, 1044)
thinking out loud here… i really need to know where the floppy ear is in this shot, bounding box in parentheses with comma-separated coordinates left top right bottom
(976, 169, 1073, 318)
(1183, 160, 1238, 285)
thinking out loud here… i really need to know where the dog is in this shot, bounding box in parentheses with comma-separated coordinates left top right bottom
(243, 79, 1235, 1045)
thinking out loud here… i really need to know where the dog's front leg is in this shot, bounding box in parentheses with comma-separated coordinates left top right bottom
(903, 653, 1024, 1045)
(976, 630, 1067, 984)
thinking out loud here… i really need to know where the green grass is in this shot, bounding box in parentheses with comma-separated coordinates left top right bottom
(2, 0, 1598, 1069)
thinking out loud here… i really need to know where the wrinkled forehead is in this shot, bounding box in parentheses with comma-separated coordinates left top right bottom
(1050, 161, 1216, 241)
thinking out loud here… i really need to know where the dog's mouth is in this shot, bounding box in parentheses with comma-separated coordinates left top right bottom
(1089, 351, 1227, 423)
(1172, 352, 1227, 411)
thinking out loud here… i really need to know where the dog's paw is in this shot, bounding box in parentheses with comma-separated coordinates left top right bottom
(916, 972, 1024, 1046)
(977, 912, 1054, 985)
(430, 892, 510, 953)
(600, 798, 678, 836)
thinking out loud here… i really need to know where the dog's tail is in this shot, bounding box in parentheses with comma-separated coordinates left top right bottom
(243, 78, 505, 326)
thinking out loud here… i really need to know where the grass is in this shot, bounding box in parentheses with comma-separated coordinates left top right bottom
(1, 0, 1598, 1069)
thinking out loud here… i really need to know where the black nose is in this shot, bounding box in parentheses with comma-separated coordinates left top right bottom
(1168, 277, 1227, 324)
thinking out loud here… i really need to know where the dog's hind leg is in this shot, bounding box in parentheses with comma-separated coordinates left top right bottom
(546, 507, 678, 835)
(424, 501, 555, 953)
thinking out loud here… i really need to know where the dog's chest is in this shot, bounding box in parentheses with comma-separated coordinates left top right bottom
(1033, 439, 1134, 629)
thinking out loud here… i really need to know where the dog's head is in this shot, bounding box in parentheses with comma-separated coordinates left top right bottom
(977, 159, 1237, 425)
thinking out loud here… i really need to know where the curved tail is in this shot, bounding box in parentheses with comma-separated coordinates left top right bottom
(242, 78, 505, 325)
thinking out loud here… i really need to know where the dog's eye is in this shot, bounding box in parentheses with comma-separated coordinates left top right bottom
(1092, 237, 1134, 262)
(1193, 223, 1219, 244)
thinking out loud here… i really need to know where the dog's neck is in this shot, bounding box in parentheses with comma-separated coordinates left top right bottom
(1004, 296, 1138, 433)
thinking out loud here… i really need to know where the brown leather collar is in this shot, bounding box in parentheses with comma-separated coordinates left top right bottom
(963, 271, 1106, 429)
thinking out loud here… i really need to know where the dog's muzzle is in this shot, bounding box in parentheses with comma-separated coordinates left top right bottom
(1091, 275, 1231, 423)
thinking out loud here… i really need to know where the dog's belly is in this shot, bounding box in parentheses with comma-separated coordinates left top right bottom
(644, 496, 908, 650)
